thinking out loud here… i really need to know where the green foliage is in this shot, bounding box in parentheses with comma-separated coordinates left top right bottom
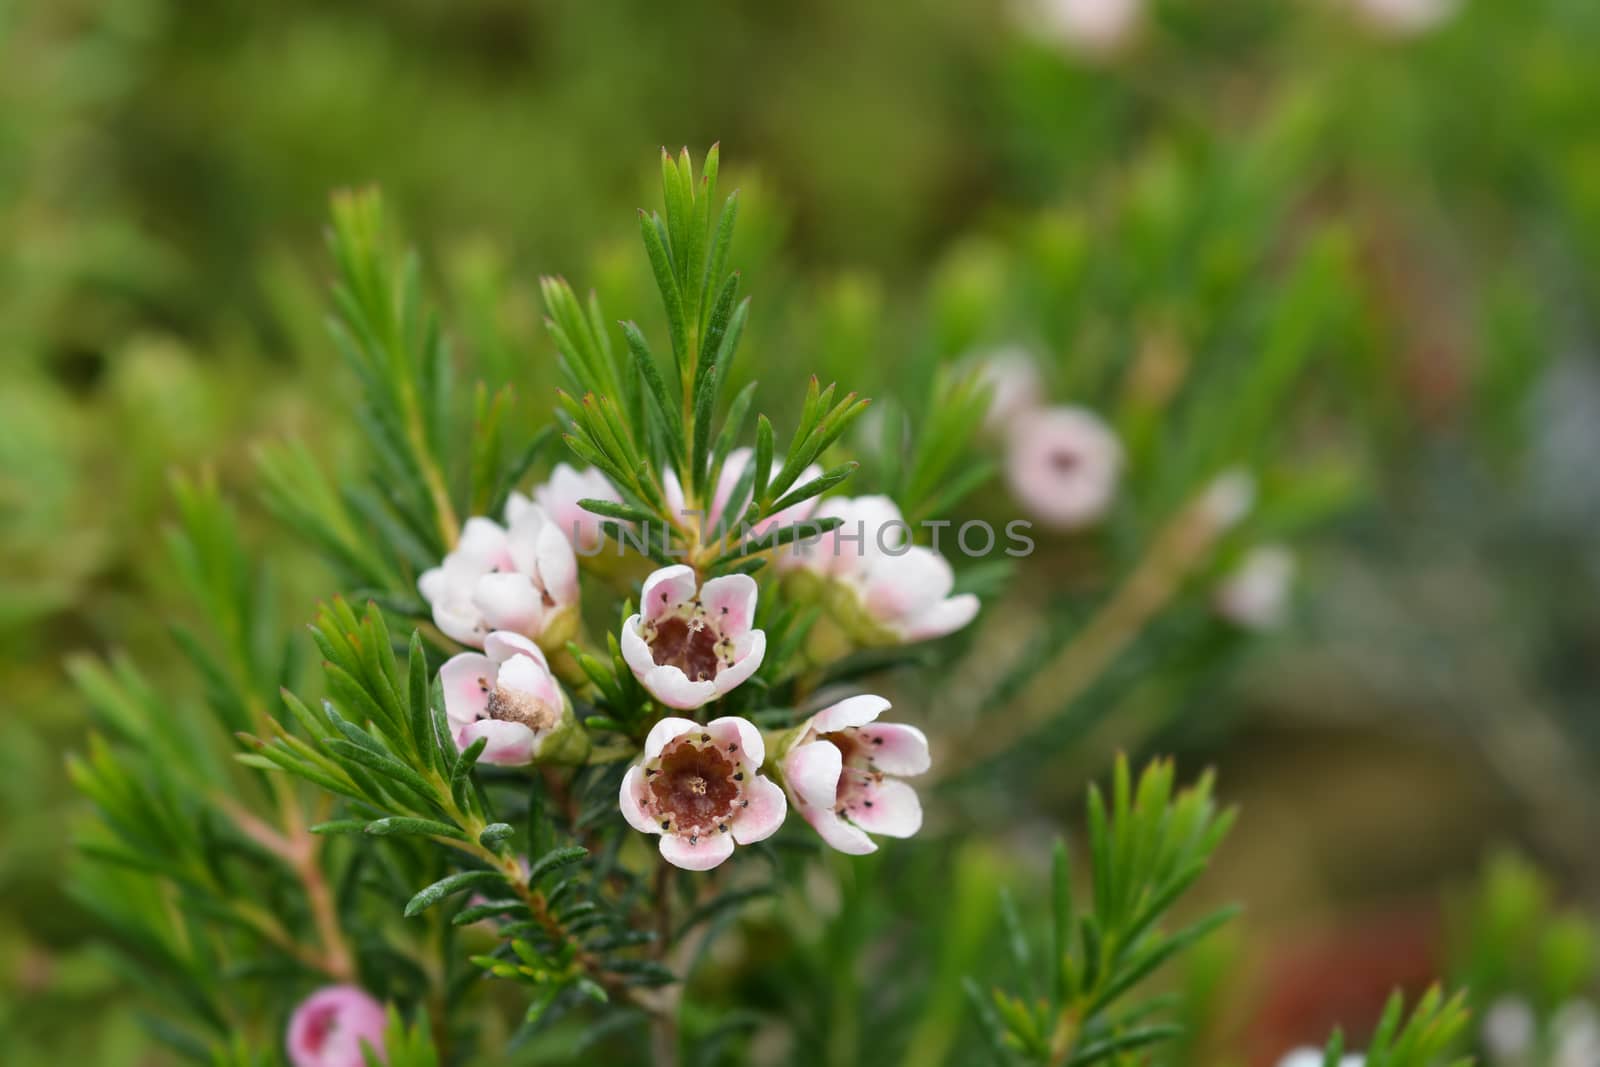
(967, 757, 1236, 1066)
(1317, 989, 1473, 1067)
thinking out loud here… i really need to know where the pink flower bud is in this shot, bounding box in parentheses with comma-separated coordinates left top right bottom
(286, 986, 387, 1067)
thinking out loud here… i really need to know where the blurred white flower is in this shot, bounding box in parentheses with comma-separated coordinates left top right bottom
(782, 695, 929, 855)
(780, 495, 980, 644)
(530, 463, 619, 554)
(975, 346, 1045, 435)
(1029, 0, 1142, 55)
(1349, 0, 1457, 36)
(620, 565, 766, 710)
(418, 499, 579, 650)
(438, 631, 585, 766)
(1482, 996, 1536, 1066)
(619, 715, 786, 870)
(286, 985, 387, 1067)
(1277, 1048, 1364, 1067)
(1214, 545, 1296, 630)
(1005, 406, 1122, 529)
(1554, 1001, 1600, 1067)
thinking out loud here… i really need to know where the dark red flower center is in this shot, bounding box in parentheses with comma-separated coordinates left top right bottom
(647, 614, 724, 682)
(648, 738, 740, 834)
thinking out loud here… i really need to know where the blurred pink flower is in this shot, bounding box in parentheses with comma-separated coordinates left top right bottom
(782, 695, 929, 855)
(620, 715, 786, 870)
(1350, 0, 1456, 36)
(417, 499, 579, 650)
(1005, 406, 1122, 529)
(1030, 0, 1142, 55)
(621, 566, 766, 710)
(1213, 545, 1296, 631)
(663, 447, 823, 537)
(532, 463, 619, 554)
(286, 985, 387, 1067)
(439, 631, 582, 765)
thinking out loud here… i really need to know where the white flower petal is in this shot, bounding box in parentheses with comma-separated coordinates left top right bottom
(731, 776, 787, 844)
(810, 694, 890, 734)
(472, 572, 546, 636)
(711, 628, 765, 696)
(706, 716, 765, 768)
(658, 831, 735, 871)
(643, 717, 701, 761)
(805, 806, 877, 855)
(640, 565, 699, 623)
(484, 631, 546, 668)
(861, 722, 931, 776)
(495, 653, 562, 710)
(438, 653, 495, 726)
(644, 666, 718, 710)
(783, 740, 843, 811)
(699, 573, 759, 635)
(458, 719, 539, 766)
(851, 778, 922, 839)
(619, 765, 659, 835)
(900, 592, 980, 642)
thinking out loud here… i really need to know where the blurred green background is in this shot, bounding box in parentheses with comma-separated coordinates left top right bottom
(5, 0, 1600, 1063)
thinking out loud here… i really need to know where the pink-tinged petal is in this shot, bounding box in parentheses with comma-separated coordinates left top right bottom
(900, 593, 980, 642)
(806, 807, 877, 855)
(432, 599, 488, 648)
(732, 776, 787, 844)
(458, 516, 511, 559)
(286, 985, 387, 1067)
(418, 566, 449, 604)
(783, 740, 843, 810)
(709, 447, 752, 530)
(503, 490, 534, 525)
(619, 615, 655, 681)
(495, 653, 562, 710)
(661, 467, 687, 524)
(640, 564, 699, 622)
(643, 717, 701, 761)
(438, 653, 495, 726)
(472, 572, 546, 635)
(458, 719, 539, 766)
(852, 778, 922, 838)
(643, 665, 718, 710)
(484, 631, 546, 669)
(861, 722, 931, 776)
(705, 716, 765, 768)
(658, 831, 735, 871)
(699, 573, 758, 635)
(862, 546, 953, 622)
(529, 517, 580, 606)
(810, 694, 890, 734)
(619, 766, 659, 835)
(849, 495, 911, 557)
(710, 629, 765, 697)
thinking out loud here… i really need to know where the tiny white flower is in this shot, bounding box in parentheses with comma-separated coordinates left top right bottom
(781, 695, 929, 855)
(620, 565, 766, 710)
(1482, 996, 1535, 1065)
(1005, 406, 1122, 530)
(438, 632, 585, 766)
(1214, 545, 1296, 631)
(417, 498, 579, 650)
(619, 716, 786, 871)
(780, 495, 979, 644)
(530, 463, 620, 554)
(1554, 1000, 1600, 1067)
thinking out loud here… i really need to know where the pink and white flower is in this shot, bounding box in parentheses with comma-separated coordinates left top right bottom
(1348, 0, 1456, 36)
(1028, 0, 1142, 56)
(620, 566, 766, 710)
(286, 985, 388, 1067)
(1213, 545, 1296, 631)
(531, 463, 619, 554)
(975, 346, 1045, 435)
(1005, 406, 1122, 530)
(780, 495, 979, 644)
(438, 631, 586, 766)
(781, 695, 929, 855)
(619, 716, 787, 870)
(663, 448, 823, 539)
(417, 499, 579, 651)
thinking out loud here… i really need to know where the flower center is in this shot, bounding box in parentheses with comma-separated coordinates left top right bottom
(647, 737, 741, 835)
(817, 728, 883, 817)
(1049, 448, 1081, 474)
(646, 614, 724, 682)
(303, 1004, 340, 1052)
(485, 684, 557, 732)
